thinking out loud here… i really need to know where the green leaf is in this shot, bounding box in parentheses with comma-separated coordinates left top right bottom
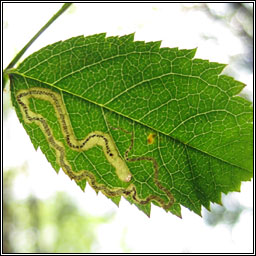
(9, 33, 253, 217)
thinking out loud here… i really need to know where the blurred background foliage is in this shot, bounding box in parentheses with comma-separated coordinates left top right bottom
(204, 196, 252, 229)
(183, 3, 253, 72)
(3, 167, 114, 253)
(3, 3, 253, 253)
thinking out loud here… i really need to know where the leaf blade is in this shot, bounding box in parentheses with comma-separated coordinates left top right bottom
(10, 33, 253, 217)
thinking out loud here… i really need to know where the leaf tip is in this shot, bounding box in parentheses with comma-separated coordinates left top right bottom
(110, 196, 121, 207)
(177, 213, 182, 219)
(190, 47, 198, 58)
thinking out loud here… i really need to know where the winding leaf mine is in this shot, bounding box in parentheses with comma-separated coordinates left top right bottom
(9, 33, 253, 217)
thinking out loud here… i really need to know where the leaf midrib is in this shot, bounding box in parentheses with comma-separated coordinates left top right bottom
(10, 71, 251, 173)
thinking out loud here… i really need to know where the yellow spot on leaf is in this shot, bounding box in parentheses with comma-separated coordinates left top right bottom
(147, 133, 156, 145)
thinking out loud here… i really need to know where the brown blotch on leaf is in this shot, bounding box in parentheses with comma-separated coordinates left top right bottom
(147, 133, 156, 145)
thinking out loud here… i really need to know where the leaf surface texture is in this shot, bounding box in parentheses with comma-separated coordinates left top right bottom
(10, 34, 253, 217)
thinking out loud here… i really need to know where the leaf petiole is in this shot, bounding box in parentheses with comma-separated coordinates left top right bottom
(3, 3, 72, 90)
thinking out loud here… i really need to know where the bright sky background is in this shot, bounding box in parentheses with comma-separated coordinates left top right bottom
(3, 2, 253, 253)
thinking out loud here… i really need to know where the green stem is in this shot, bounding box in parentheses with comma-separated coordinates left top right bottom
(3, 3, 72, 89)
